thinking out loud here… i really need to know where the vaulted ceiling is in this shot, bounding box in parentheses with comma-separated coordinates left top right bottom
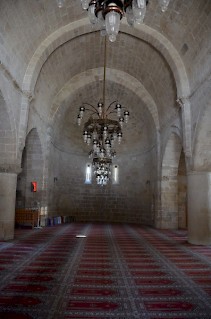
(0, 0, 210, 160)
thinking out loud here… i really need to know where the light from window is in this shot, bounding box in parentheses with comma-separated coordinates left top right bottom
(85, 163, 92, 184)
(112, 164, 119, 184)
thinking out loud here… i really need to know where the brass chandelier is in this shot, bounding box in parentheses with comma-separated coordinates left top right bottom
(80, 0, 171, 42)
(56, 1, 171, 42)
(77, 38, 130, 186)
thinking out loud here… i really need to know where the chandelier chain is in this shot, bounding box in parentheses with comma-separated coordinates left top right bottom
(103, 36, 107, 115)
(76, 35, 130, 185)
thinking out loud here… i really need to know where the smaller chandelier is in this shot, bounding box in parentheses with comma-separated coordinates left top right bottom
(79, 0, 171, 42)
(93, 157, 112, 186)
(77, 37, 130, 185)
(77, 100, 129, 185)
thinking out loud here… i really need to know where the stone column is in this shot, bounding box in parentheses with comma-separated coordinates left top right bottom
(187, 171, 211, 245)
(0, 166, 20, 240)
(154, 131, 162, 229)
(177, 97, 192, 158)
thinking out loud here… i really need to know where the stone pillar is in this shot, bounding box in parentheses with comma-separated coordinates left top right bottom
(187, 171, 211, 245)
(0, 168, 18, 240)
(177, 97, 192, 158)
(154, 132, 162, 229)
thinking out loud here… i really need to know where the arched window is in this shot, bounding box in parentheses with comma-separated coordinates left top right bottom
(112, 164, 119, 184)
(85, 163, 92, 184)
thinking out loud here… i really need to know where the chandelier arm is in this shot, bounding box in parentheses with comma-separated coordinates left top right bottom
(86, 110, 99, 116)
(82, 102, 99, 113)
(107, 105, 127, 115)
(105, 100, 118, 112)
(107, 110, 118, 116)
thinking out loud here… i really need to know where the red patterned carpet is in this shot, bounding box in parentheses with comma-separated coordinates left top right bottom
(0, 223, 211, 318)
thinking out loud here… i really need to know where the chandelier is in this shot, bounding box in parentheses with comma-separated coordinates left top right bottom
(56, 1, 171, 42)
(76, 38, 130, 186)
(79, 0, 171, 42)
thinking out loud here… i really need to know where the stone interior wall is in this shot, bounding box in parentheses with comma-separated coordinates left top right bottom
(178, 175, 187, 229)
(191, 80, 211, 171)
(47, 144, 156, 225)
(161, 132, 182, 229)
(0, 91, 15, 165)
(178, 151, 187, 229)
(16, 129, 43, 209)
(0, 173, 17, 240)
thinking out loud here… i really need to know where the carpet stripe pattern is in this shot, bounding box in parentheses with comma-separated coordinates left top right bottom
(0, 223, 211, 318)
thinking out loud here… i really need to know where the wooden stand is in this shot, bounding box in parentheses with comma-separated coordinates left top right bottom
(15, 209, 40, 228)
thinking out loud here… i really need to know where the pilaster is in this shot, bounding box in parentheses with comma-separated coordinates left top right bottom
(187, 171, 211, 245)
(0, 164, 21, 240)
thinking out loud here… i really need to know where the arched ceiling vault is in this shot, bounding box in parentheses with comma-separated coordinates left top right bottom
(0, 1, 209, 165)
(18, 17, 192, 149)
(1, 0, 208, 95)
(50, 68, 160, 131)
(51, 79, 157, 157)
(22, 18, 189, 97)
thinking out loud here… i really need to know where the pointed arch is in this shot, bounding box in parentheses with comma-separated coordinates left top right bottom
(19, 17, 190, 155)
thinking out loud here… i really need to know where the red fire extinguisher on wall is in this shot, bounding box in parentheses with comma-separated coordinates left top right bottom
(31, 181, 37, 192)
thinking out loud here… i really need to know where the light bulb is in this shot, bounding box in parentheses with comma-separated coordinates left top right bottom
(79, 106, 85, 118)
(81, 0, 89, 10)
(119, 117, 124, 128)
(56, 0, 65, 8)
(105, 11, 121, 41)
(88, 4, 97, 24)
(115, 103, 122, 117)
(87, 134, 91, 145)
(100, 28, 107, 37)
(96, 10, 106, 28)
(98, 102, 103, 116)
(132, 0, 146, 24)
(124, 111, 130, 123)
(77, 115, 81, 126)
(158, 0, 171, 12)
(109, 34, 117, 42)
(137, 0, 146, 9)
(83, 131, 88, 142)
(126, 6, 134, 26)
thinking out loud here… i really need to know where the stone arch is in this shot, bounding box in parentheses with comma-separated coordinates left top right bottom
(50, 68, 160, 131)
(19, 17, 190, 154)
(121, 21, 190, 98)
(22, 18, 190, 97)
(16, 128, 44, 209)
(160, 131, 183, 229)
